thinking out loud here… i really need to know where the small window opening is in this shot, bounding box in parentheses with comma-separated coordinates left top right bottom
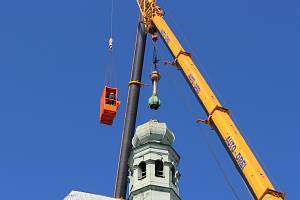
(155, 160, 164, 177)
(171, 165, 176, 184)
(138, 161, 146, 180)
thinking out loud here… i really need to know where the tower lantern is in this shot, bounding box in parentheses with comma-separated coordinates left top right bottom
(128, 119, 181, 200)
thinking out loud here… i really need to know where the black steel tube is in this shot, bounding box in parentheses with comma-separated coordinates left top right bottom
(114, 18, 147, 199)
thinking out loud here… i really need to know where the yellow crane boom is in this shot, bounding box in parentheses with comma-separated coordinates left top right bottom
(136, 1, 285, 199)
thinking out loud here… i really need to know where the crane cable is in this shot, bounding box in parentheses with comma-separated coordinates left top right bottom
(152, 40, 159, 71)
(164, 3, 282, 195)
(105, 0, 117, 87)
(166, 67, 241, 200)
(110, 0, 114, 39)
(157, 3, 244, 198)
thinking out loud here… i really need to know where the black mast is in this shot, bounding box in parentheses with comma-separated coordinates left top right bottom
(114, 17, 147, 200)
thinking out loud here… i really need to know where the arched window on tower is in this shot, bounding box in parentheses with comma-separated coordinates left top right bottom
(138, 161, 146, 180)
(171, 165, 176, 184)
(155, 160, 164, 177)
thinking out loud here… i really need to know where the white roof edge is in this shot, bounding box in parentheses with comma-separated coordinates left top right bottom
(65, 191, 116, 200)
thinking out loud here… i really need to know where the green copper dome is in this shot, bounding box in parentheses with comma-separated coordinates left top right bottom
(132, 119, 175, 148)
(148, 95, 161, 110)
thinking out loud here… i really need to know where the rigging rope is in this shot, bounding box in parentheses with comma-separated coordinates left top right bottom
(164, 3, 282, 195)
(167, 67, 241, 200)
(110, 0, 114, 38)
(156, 5, 244, 198)
(152, 42, 158, 70)
(105, 0, 117, 87)
(109, 0, 114, 52)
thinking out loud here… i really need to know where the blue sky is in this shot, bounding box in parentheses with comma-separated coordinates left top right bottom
(0, 0, 299, 199)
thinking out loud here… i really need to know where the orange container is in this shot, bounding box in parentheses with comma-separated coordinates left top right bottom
(100, 86, 120, 125)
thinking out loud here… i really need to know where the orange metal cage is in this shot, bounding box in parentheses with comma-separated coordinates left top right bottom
(100, 86, 120, 125)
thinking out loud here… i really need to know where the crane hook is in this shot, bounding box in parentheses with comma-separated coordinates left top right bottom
(109, 37, 113, 51)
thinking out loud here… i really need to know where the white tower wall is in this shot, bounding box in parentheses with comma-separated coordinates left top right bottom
(128, 120, 181, 200)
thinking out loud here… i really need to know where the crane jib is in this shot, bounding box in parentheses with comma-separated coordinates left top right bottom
(136, 0, 285, 199)
(152, 16, 285, 200)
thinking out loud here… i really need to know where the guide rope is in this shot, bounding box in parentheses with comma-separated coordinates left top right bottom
(167, 67, 241, 200)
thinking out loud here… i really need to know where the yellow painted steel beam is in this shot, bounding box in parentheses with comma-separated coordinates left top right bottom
(152, 16, 284, 200)
(152, 16, 285, 200)
(136, 1, 285, 199)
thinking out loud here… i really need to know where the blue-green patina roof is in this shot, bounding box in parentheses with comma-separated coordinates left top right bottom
(132, 119, 175, 148)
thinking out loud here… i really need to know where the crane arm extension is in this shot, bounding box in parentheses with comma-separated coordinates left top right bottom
(137, 1, 285, 200)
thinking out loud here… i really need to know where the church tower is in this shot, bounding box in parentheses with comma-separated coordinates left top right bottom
(128, 119, 181, 200)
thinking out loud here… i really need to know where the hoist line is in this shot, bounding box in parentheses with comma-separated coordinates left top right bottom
(152, 42, 158, 70)
(198, 127, 242, 200)
(104, 0, 117, 87)
(166, 67, 241, 200)
(164, 4, 281, 197)
(151, 39, 161, 71)
(155, 5, 242, 198)
(110, 0, 114, 38)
